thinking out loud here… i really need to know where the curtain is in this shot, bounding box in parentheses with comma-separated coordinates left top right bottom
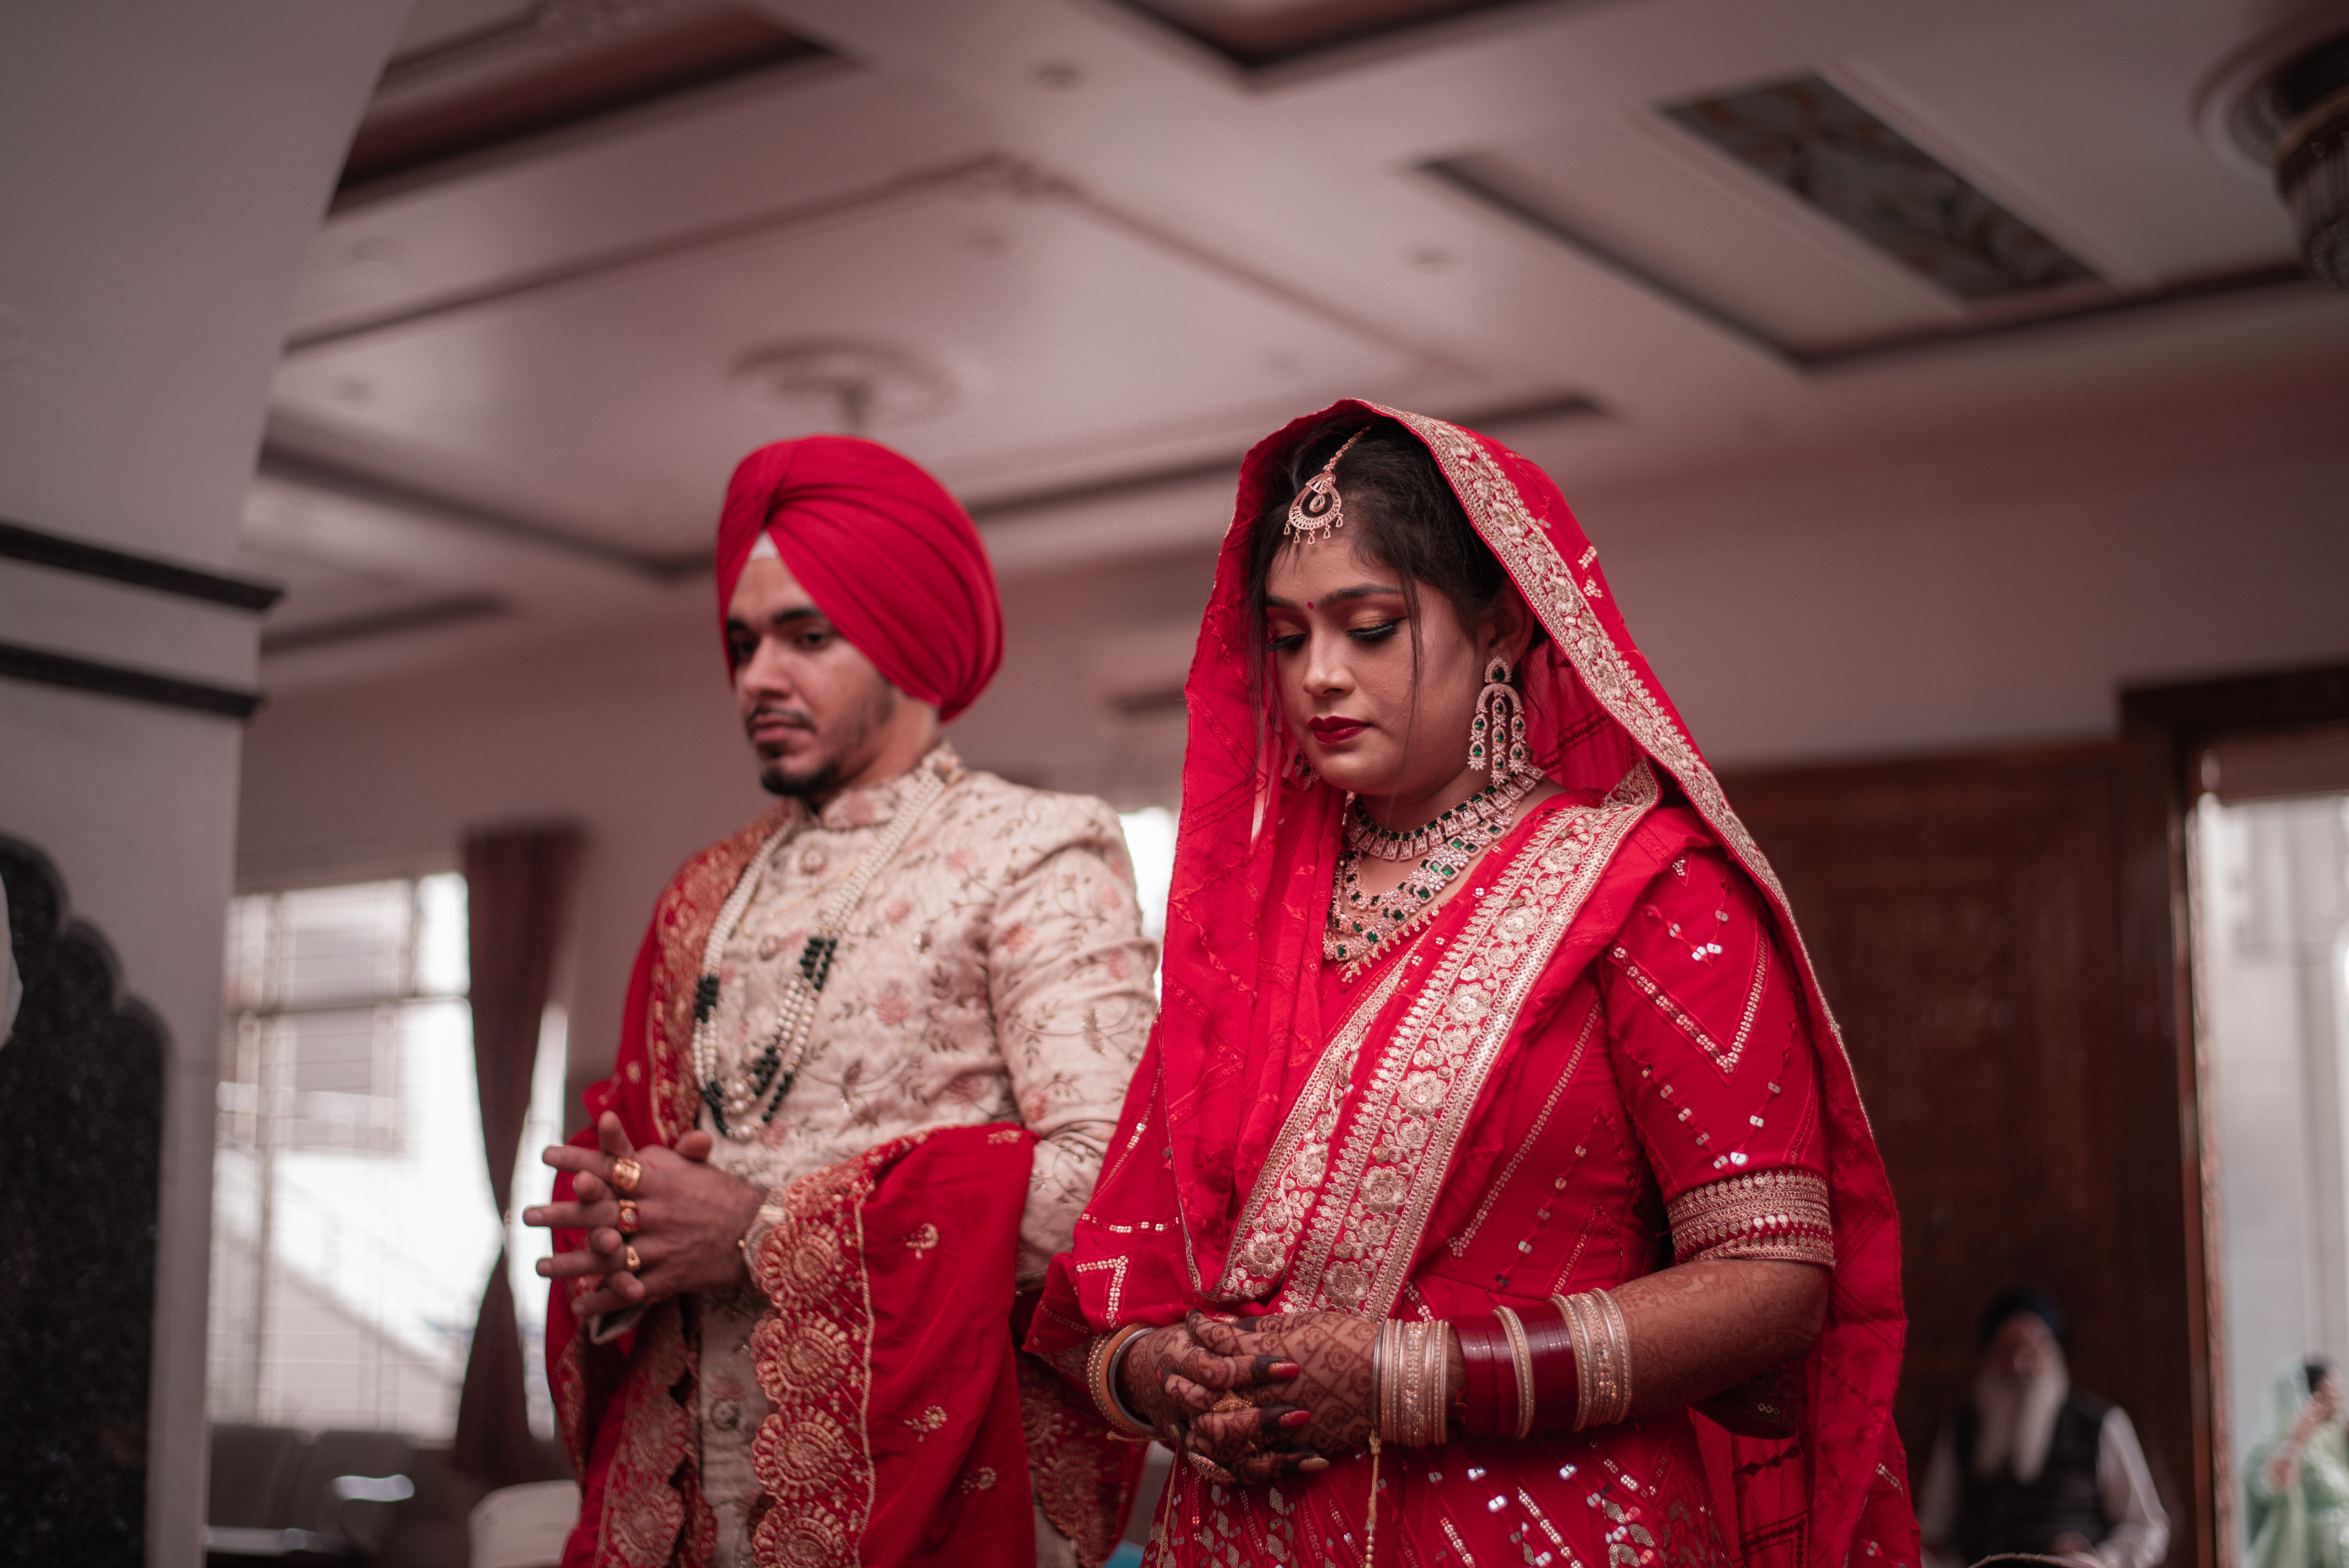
(453, 825, 581, 1484)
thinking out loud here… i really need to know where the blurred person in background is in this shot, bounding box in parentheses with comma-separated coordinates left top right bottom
(2246, 1357, 2349, 1568)
(1919, 1288, 2169, 1568)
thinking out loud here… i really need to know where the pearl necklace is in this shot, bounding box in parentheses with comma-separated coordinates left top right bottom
(690, 766, 950, 1140)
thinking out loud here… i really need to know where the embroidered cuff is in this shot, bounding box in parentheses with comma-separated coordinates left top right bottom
(1667, 1168, 1834, 1267)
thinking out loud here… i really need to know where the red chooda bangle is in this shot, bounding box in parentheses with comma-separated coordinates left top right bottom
(1451, 1299, 1581, 1438)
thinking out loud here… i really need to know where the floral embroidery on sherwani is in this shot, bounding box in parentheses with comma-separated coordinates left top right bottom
(701, 742, 1153, 1278)
(551, 741, 1153, 1568)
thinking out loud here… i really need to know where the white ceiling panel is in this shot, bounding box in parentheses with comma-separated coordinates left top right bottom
(1444, 113, 1962, 356)
(271, 164, 1504, 548)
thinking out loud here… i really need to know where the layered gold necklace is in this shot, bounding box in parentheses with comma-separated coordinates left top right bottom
(1323, 768, 1540, 970)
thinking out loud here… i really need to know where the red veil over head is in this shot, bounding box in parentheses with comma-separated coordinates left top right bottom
(1110, 400, 1909, 1567)
(714, 435, 1003, 721)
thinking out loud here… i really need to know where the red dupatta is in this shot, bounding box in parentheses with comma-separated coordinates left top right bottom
(548, 817, 1134, 1568)
(1029, 401, 1911, 1568)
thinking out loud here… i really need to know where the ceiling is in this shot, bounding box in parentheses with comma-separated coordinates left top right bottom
(236, 0, 2349, 691)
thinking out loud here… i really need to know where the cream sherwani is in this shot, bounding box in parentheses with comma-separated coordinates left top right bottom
(686, 743, 1154, 1563)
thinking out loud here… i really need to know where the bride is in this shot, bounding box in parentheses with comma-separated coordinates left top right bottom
(1028, 403, 1916, 1567)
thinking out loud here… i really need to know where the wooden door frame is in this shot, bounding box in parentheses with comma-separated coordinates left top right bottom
(2121, 659, 2349, 1568)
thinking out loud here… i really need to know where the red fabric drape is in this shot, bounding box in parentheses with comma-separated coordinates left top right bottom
(1028, 401, 1914, 1568)
(454, 825, 580, 1485)
(544, 815, 1137, 1564)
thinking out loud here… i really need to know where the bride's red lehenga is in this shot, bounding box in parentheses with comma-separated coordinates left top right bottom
(1027, 402, 1918, 1568)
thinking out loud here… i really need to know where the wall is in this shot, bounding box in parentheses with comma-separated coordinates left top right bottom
(237, 371, 2349, 1114)
(0, 6, 404, 1561)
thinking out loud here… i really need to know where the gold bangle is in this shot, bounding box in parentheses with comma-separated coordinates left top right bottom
(1494, 1305, 1536, 1441)
(1592, 1287, 1634, 1425)
(1400, 1324, 1419, 1446)
(1558, 1288, 1633, 1429)
(1428, 1324, 1447, 1446)
(1559, 1291, 1599, 1431)
(1377, 1322, 1400, 1443)
(1086, 1325, 1155, 1440)
(1376, 1321, 1451, 1447)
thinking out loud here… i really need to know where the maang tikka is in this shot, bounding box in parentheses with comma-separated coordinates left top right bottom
(1468, 656, 1531, 776)
(1284, 428, 1369, 542)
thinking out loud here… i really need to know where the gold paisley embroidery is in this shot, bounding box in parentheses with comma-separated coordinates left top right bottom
(593, 1302, 700, 1568)
(746, 1146, 903, 1568)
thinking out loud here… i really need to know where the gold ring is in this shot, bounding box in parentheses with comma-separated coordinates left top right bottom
(608, 1157, 643, 1196)
(623, 1244, 642, 1273)
(1210, 1393, 1251, 1415)
(616, 1200, 640, 1234)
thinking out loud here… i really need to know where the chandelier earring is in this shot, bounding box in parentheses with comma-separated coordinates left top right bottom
(1467, 657, 1530, 777)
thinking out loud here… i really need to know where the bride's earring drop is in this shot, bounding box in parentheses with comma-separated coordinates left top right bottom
(1468, 657, 1528, 776)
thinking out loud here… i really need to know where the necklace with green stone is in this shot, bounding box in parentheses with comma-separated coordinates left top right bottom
(1325, 799, 1521, 968)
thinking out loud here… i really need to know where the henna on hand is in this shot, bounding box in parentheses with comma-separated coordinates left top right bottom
(1187, 1311, 1384, 1466)
(1121, 1311, 1301, 1444)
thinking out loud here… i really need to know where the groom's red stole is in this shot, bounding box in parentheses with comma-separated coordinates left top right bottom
(547, 816, 1134, 1567)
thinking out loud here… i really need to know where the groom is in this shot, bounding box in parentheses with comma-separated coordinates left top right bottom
(524, 435, 1153, 1567)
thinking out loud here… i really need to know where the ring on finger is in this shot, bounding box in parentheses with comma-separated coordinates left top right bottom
(616, 1200, 640, 1233)
(1209, 1392, 1251, 1415)
(609, 1156, 643, 1196)
(623, 1244, 643, 1273)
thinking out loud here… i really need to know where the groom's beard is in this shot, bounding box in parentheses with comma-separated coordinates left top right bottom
(1973, 1345, 2069, 1482)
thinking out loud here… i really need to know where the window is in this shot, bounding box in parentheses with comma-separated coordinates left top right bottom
(2191, 728, 2349, 1503)
(210, 874, 563, 1439)
(1118, 806, 1177, 946)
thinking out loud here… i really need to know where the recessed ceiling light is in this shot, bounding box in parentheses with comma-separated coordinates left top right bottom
(731, 342, 961, 435)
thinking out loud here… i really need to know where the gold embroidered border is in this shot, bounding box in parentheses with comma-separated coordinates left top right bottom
(550, 1327, 592, 1482)
(746, 1144, 894, 1568)
(1666, 1167, 1835, 1267)
(1018, 1354, 1134, 1568)
(1216, 943, 1420, 1300)
(1256, 761, 1657, 1318)
(592, 1302, 699, 1568)
(1367, 401, 1871, 1135)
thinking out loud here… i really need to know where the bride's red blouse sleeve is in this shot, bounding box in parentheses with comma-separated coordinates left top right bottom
(1598, 845, 1834, 1266)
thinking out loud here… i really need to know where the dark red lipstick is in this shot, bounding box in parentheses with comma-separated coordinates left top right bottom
(1308, 716, 1369, 743)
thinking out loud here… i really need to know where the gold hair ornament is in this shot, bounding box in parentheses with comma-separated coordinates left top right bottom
(1283, 428, 1369, 542)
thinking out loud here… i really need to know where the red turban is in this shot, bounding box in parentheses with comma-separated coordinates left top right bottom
(714, 436, 1003, 723)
